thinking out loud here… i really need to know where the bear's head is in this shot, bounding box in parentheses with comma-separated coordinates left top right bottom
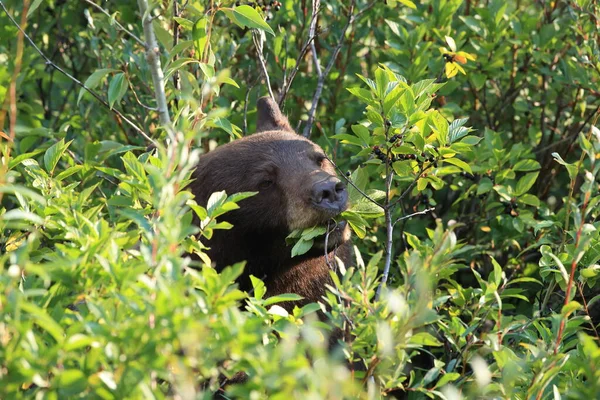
(191, 97, 350, 274)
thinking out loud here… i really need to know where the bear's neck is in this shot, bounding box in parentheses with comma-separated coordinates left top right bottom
(207, 228, 341, 307)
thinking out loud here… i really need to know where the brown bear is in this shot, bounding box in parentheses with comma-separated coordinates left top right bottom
(191, 97, 352, 311)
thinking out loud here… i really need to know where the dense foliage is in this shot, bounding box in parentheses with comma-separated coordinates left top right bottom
(1, 0, 600, 398)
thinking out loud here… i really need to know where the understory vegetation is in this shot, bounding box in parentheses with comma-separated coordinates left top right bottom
(2, 0, 600, 398)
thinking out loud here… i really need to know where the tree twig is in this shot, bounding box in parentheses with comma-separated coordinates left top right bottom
(302, 0, 356, 137)
(0, 0, 155, 145)
(375, 113, 393, 301)
(302, 0, 377, 137)
(83, 0, 146, 46)
(0, 0, 29, 206)
(278, 0, 321, 108)
(323, 154, 383, 209)
(137, 0, 172, 129)
(252, 30, 275, 101)
(172, 0, 181, 106)
(243, 72, 261, 134)
(394, 207, 436, 226)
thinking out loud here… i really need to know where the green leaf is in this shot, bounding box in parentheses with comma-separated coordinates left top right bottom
(56, 370, 87, 396)
(55, 165, 83, 181)
(561, 301, 582, 317)
(206, 191, 228, 215)
(299, 226, 327, 240)
(448, 118, 470, 143)
(0, 185, 46, 206)
(152, 19, 173, 51)
(397, 0, 417, 9)
(506, 277, 542, 286)
(347, 87, 377, 106)
(515, 172, 539, 196)
(229, 5, 275, 36)
(429, 111, 449, 146)
(443, 157, 472, 174)
(264, 293, 303, 306)
(341, 209, 369, 239)
(212, 117, 241, 139)
(78, 68, 117, 104)
(349, 197, 384, 218)
(435, 372, 460, 388)
(291, 238, 314, 257)
(250, 275, 266, 299)
(107, 72, 128, 109)
(64, 334, 97, 351)
(227, 191, 257, 203)
(20, 302, 64, 343)
(2, 209, 44, 225)
(409, 332, 442, 346)
(43, 139, 71, 174)
(513, 159, 541, 172)
(489, 257, 503, 287)
(477, 178, 493, 195)
(552, 153, 578, 181)
(519, 194, 540, 207)
(27, 0, 45, 18)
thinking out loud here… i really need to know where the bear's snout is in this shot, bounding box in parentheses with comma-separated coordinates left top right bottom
(310, 177, 348, 214)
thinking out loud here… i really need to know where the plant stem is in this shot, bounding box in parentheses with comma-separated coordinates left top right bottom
(0, 0, 154, 144)
(203, 0, 215, 63)
(376, 102, 393, 301)
(137, 0, 172, 129)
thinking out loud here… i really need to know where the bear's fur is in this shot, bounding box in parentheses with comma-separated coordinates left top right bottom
(191, 97, 352, 312)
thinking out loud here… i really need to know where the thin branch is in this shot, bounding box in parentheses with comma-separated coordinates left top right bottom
(389, 164, 433, 209)
(302, 0, 356, 137)
(252, 30, 275, 101)
(323, 154, 383, 209)
(202, 0, 215, 63)
(0, 0, 155, 145)
(137, 0, 172, 129)
(0, 0, 29, 206)
(243, 72, 261, 135)
(302, 0, 377, 137)
(375, 115, 393, 301)
(308, 0, 323, 79)
(394, 207, 436, 226)
(278, 0, 321, 107)
(83, 0, 146, 46)
(353, 0, 377, 20)
(172, 0, 181, 105)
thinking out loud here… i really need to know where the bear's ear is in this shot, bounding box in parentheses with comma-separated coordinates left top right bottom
(256, 96, 294, 133)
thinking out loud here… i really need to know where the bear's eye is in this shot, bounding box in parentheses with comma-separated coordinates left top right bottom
(315, 154, 326, 166)
(258, 179, 274, 190)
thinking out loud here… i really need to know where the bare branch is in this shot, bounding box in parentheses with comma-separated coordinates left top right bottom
(0, 0, 155, 145)
(390, 164, 433, 209)
(244, 72, 261, 135)
(137, 0, 172, 129)
(308, 0, 323, 78)
(323, 154, 383, 209)
(172, 0, 181, 101)
(394, 207, 436, 226)
(278, 0, 321, 107)
(302, 0, 356, 137)
(252, 30, 275, 101)
(83, 0, 146, 47)
(0, 0, 29, 180)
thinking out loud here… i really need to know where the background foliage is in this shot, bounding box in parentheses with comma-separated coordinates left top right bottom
(1, 0, 600, 398)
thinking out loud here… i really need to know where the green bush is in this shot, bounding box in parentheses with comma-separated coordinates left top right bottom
(1, 0, 600, 398)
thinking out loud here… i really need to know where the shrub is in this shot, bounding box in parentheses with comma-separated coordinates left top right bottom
(1, 0, 600, 398)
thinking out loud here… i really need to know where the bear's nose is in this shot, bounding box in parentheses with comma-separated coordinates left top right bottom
(311, 178, 348, 213)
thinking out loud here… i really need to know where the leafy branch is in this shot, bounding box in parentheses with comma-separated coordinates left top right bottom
(0, 0, 155, 145)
